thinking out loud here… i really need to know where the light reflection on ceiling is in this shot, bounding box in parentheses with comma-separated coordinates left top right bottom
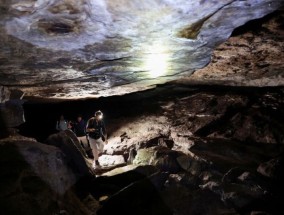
(142, 43, 171, 78)
(0, 0, 282, 99)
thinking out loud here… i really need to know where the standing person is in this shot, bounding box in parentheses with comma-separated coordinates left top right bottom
(56, 114, 68, 131)
(72, 114, 89, 151)
(86, 110, 108, 168)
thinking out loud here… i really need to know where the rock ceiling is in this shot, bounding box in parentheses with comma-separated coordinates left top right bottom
(0, 0, 283, 100)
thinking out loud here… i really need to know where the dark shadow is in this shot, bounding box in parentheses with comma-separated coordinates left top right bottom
(231, 9, 283, 36)
(0, 109, 9, 138)
(96, 172, 172, 215)
(0, 142, 59, 215)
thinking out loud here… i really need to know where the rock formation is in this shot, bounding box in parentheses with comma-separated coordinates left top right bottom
(0, 86, 25, 137)
(0, 135, 99, 215)
(0, 0, 283, 99)
(0, 1, 284, 215)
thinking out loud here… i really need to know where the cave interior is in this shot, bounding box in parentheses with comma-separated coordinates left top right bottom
(0, 1, 284, 215)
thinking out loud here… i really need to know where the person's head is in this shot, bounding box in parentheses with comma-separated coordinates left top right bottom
(60, 115, 64, 120)
(77, 114, 82, 122)
(95, 110, 103, 121)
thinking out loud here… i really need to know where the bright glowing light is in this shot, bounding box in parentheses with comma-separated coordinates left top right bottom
(142, 44, 170, 78)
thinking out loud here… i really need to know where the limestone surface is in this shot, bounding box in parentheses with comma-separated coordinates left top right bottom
(0, 0, 282, 99)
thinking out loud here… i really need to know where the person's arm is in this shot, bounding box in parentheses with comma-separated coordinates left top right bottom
(86, 118, 95, 132)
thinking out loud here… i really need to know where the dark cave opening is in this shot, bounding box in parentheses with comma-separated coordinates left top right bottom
(19, 84, 284, 143)
(18, 86, 166, 142)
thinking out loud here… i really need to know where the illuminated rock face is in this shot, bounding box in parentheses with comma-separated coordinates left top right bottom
(0, 0, 283, 99)
(177, 10, 284, 86)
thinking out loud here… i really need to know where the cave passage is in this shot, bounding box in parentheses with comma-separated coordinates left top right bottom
(19, 83, 284, 145)
(15, 83, 284, 215)
(1, 2, 284, 214)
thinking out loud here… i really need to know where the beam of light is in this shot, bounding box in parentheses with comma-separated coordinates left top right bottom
(142, 44, 170, 78)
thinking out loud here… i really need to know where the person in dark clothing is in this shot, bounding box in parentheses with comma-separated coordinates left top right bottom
(86, 110, 108, 168)
(72, 114, 89, 150)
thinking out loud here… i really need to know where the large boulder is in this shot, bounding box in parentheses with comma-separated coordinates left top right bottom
(161, 181, 237, 215)
(0, 86, 25, 138)
(189, 138, 284, 173)
(92, 165, 159, 199)
(257, 157, 284, 180)
(176, 154, 211, 176)
(98, 154, 126, 167)
(0, 99, 25, 128)
(0, 86, 10, 103)
(133, 146, 183, 173)
(97, 172, 170, 215)
(45, 130, 94, 178)
(0, 136, 98, 215)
